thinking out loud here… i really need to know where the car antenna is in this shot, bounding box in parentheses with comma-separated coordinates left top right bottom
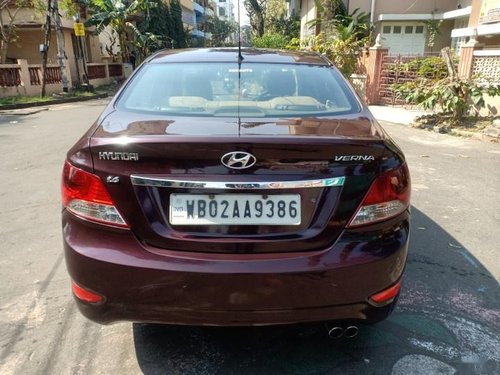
(237, 0, 243, 136)
(237, 0, 243, 64)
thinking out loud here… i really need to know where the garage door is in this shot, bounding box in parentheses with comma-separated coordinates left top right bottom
(381, 24, 426, 55)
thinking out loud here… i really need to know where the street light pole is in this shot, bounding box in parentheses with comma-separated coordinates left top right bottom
(52, 0, 70, 92)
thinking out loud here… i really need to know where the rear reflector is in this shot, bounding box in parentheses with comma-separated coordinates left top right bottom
(71, 281, 104, 303)
(61, 161, 128, 228)
(370, 280, 402, 304)
(348, 163, 410, 227)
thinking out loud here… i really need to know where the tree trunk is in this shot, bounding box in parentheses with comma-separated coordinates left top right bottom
(41, 0, 52, 98)
(441, 47, 457, 81)
(118, 25, 129, 63)
(256, 14, 264, 37)
(52, 0, 69, 92)
(0, 40, 8, 64)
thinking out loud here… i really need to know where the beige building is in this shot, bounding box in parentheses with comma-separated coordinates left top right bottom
(299, 0, 500, 56)
(3, 5, 104, 86)
(455, 0, 500, 48)
(0, 4, 125, 97)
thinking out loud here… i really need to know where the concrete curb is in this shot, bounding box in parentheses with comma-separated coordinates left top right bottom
(368, 105, 432, 126)
(0, 93, 109, 111)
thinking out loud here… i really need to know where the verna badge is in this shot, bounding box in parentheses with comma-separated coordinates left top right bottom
(221, 151, 257, 170)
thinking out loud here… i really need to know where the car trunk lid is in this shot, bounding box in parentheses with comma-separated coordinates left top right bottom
(89, 112, 387, 253)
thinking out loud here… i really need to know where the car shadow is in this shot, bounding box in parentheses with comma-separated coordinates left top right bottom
(133, 207, 500, 375)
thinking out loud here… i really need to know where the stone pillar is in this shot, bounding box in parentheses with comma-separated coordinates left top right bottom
(104, 60, 111, 84)
(16, 59, 30, 96)
(458, 42, 479, 80)
(365, 46, 388, 104)
(458, 31, 481, 80)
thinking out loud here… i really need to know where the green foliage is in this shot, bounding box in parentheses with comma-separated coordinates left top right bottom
(298, 6, 370, 77)
(137, 0, 174, 50)
(285, 37, 301, 50)
(402, 56, 449, 78)
(253, 11, 299, 49)
(244, 0, 267, 37)
(135, 0, 186, 58)
(264, 0, 287, 26)
(84, 0, 158, 62)
(59, 0, 79, 17)
(334, 7, 370, 39)
(252, 32, 288, 49)
(169, 0, 187, 48)
(205, 15, 236, 47)
(314, 0, 347, 30)
(299, 19, 367, 77)
(394, 78, 500, 122)
(309, 2, 369, 39)
(129, 24, 164, 63)
(422, 20, 442, 49)
(391, 52, 499, 123)
(266, 12, 300, 42)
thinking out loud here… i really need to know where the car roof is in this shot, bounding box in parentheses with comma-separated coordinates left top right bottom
(148, 48, 330, 66)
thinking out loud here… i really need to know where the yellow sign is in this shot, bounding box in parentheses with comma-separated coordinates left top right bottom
(479, 0, 500, 24)
(74, 23, 85, 37)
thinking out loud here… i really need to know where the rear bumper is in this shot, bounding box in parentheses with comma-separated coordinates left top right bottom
(63, 210, 409, 326)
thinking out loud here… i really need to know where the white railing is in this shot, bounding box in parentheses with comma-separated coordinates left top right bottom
(473, 49, 500, 57)
(472, 51, 500, 84)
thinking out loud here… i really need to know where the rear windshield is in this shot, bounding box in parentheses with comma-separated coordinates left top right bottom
(116, 62, 360, 117)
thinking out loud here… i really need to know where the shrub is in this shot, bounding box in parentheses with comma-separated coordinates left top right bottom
(394, 78, 500, 122)
(252, 32, 289, 49)
(297, 28, 364, 78)
(392, 48, 500, 123)
(402, 56, 450, 78)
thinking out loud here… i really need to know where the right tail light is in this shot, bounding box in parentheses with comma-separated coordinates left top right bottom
(348, 163, 410, 227)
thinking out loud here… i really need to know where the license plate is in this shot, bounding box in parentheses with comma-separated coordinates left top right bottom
(169, 194, 301, 225)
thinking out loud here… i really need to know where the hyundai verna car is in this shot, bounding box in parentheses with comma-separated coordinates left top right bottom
(62, 48, 410, 332)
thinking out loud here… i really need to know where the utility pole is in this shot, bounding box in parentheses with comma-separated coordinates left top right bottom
(52, 0, 69, 92)
(40, 0, 52, 97)
(73, 14, 90, 91)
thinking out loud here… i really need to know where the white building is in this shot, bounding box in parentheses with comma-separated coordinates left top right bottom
(215, 0, 235, 23)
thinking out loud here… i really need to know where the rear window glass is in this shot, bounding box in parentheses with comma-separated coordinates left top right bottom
(116, 63, 360, 117)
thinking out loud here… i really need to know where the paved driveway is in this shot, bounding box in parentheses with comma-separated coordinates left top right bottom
(0, 100, 498, 374)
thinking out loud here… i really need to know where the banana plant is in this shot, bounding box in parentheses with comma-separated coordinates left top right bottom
(84, 0, 156, 63)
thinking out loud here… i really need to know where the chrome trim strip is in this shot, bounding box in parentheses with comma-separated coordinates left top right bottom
(130, 176, 345, 190)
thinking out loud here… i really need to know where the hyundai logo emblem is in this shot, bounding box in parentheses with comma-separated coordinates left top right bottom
(221, 151, 257, 170)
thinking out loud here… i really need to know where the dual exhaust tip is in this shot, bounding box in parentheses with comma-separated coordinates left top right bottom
(327, 325, 359, 339)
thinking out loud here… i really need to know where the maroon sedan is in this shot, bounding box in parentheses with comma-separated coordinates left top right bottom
(62, 48, 410, 336)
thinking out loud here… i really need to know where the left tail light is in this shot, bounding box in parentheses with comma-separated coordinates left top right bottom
(61, 161, 128, 228)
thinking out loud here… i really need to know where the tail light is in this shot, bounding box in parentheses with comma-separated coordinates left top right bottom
(61, 161, 128, 228)
(348, 163, 410, 227)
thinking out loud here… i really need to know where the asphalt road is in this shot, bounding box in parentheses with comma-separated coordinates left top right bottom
(0, 100, 499, 375)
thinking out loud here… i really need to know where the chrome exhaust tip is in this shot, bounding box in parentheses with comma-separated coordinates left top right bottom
(327, 326, 344, 339)
(344, 325, 359, 338)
